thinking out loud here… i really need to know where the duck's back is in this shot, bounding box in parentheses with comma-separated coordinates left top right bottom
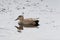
(23, 19, 33, 24)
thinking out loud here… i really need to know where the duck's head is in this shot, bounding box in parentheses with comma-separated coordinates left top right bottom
(15, 15, 24, 21)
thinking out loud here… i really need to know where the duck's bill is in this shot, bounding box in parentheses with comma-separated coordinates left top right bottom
(15, 18, 19, 21)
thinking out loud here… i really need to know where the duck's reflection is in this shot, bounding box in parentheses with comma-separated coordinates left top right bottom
(15, 24, 39, 32)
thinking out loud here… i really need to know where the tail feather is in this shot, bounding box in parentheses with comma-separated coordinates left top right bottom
(34, 20, 39, 26)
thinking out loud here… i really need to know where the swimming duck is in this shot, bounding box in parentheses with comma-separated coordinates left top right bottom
(15, 15, 39, 26)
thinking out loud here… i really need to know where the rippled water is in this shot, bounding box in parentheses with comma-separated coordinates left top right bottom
(0, 0, 60, 40)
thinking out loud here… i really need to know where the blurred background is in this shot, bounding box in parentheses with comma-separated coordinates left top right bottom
(0, 0, 60, 40)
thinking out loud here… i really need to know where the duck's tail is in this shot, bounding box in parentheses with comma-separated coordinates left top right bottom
(34, 20, 39, 26)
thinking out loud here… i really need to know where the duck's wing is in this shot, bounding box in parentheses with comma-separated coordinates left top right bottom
(23, 19, 34, 24)
(25, 18, 39, 21)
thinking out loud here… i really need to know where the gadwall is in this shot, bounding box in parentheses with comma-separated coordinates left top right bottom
(15, 15, 39, 26)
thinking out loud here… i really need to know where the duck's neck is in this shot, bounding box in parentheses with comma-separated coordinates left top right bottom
(20, 17, 24, 23)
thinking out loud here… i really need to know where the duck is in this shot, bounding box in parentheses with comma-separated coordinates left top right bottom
(15, 15, 39, 26)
